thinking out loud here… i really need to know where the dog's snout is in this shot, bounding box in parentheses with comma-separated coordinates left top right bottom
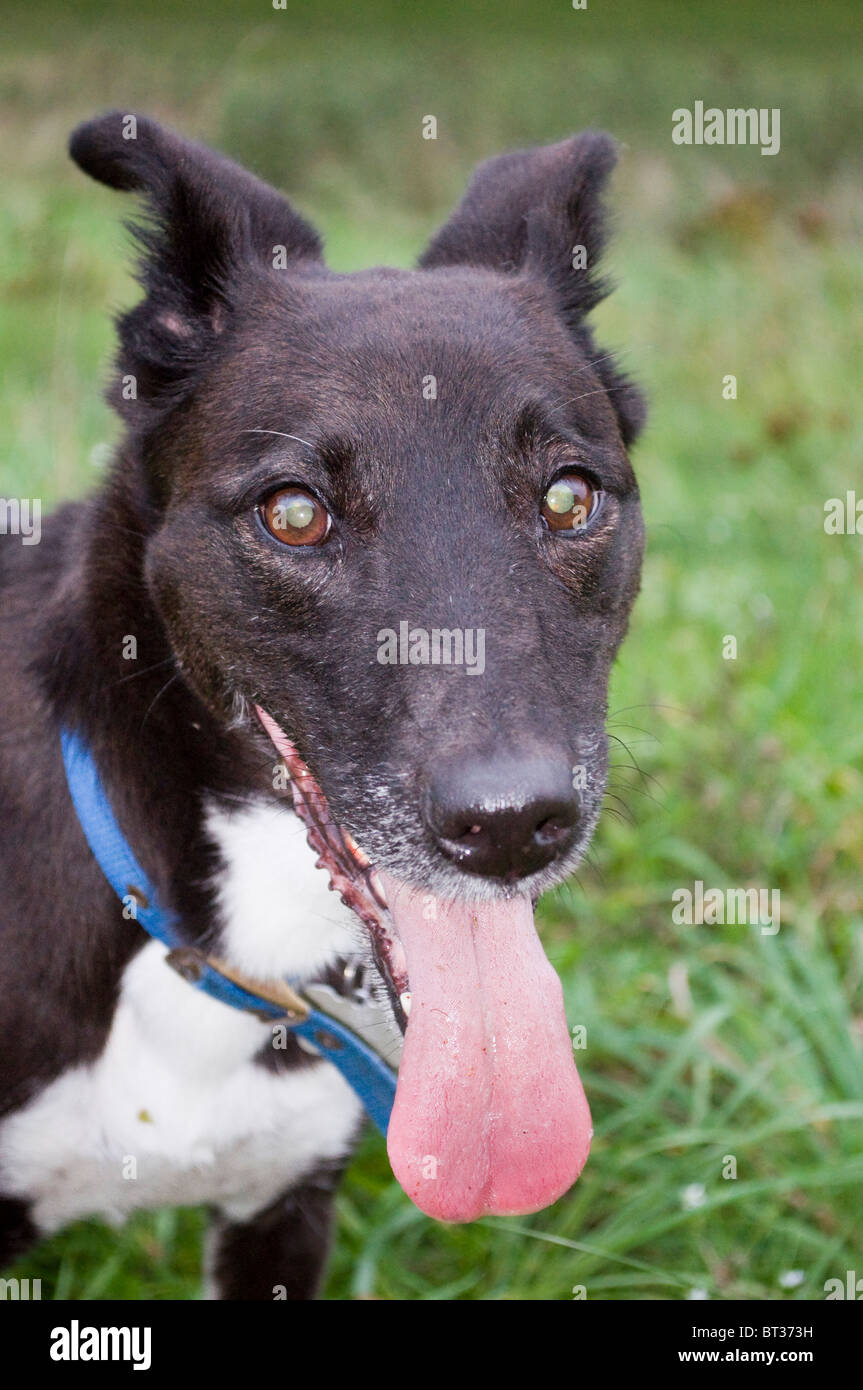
(426, 754, 580, 881)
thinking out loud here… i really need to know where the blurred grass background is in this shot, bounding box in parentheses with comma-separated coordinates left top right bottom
(2, 0, 862, 1300)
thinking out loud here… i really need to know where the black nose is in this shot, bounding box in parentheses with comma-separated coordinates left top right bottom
(425, 754, 580, 881)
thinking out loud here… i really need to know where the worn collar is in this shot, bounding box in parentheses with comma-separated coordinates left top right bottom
(60, 727, 400, 1134)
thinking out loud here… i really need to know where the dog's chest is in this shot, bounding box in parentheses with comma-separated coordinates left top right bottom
(0, 801, 365, 1233)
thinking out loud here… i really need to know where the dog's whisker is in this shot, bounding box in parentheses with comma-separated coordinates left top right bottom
(602, 791, 637, 825)
(242, 429, 316, 450)
(111, 656, 176, 687)
(554, 383, 637, 410)
(139, 672, 182, 730)
(608, 701, 685, 718)
(605, 719, 660, 741)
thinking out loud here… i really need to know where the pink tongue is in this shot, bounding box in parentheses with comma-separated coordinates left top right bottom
(380, 875, 592, 1223)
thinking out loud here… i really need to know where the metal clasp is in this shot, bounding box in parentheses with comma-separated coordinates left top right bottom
(164, 946, 311, 1023)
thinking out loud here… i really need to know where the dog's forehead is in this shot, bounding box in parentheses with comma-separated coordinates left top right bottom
(237, 265, 582, 399)
(185, 265, 623, 499)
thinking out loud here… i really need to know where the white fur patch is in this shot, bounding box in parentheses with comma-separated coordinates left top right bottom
(0, 800, 366, 1233)
(206, 798, 363, 978)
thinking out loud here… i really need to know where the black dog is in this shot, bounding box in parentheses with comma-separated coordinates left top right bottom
(0, 112, 644, 1298)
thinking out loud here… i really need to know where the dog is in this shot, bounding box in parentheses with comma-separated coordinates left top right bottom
(0, 111, 645, 1299)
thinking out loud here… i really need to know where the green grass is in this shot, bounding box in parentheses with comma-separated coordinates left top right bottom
(2, 0, 862, 1299)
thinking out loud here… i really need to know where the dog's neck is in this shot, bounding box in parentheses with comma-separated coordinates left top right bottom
(37, 470, 270, 946)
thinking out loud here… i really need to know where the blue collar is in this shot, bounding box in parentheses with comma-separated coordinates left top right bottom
(60, 727, 398, 1134)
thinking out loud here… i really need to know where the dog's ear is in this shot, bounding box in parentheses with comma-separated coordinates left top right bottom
(420, 132, 645, 446)
(69, 111, 323, 417)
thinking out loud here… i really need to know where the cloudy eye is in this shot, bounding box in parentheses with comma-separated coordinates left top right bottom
(259, 486, 331, 547)
(541, 471, 598, 534)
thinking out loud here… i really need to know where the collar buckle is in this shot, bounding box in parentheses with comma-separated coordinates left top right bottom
(164, 947, 311, 1022)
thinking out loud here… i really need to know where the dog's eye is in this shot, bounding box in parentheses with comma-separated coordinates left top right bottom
(259, 487, 331, 547)
(541, 471, 597, 533)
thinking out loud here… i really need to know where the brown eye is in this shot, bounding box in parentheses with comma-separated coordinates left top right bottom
(260, 486, 331, 547)
(541, 471, 597, 533)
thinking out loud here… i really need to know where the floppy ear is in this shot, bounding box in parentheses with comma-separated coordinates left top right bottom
(420, 132, 645, 446)
(69, 110, 323, 418)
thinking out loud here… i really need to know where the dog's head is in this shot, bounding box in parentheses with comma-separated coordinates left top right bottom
(71, 112, 646, 1221)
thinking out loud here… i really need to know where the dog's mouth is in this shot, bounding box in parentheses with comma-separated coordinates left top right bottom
(255, 704, 592, 1223)
(254, 705, 410, 1025)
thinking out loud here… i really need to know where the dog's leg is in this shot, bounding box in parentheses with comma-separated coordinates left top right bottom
(207, 1165, 345, 1301)
(0, 1196, 39, 1268)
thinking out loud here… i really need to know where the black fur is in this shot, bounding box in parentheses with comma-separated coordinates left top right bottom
(209, 1161, 347, 1300)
